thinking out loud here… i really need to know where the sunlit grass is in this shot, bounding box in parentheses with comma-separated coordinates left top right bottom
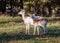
(0, 15, 60, 23)
(0, 15, 22, 22)
(0, 21, 60, 34)
(0, 22, 25, 34)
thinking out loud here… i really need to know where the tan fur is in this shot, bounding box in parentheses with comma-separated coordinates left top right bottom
(33, 18, 45, 24)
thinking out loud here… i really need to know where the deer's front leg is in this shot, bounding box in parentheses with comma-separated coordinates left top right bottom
(26, 24, 30, 35)
(26, 25, 28, 34)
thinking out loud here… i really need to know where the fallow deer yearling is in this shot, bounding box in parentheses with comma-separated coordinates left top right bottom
(18, 9, 48, 35)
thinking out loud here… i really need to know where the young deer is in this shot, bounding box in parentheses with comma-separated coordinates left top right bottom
(18, 9, 48, 35)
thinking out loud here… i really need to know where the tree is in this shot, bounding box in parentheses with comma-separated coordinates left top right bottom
(0, 0, 6, 13)
(19, 0, 23, 9)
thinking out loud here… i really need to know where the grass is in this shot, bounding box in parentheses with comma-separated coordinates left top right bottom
(0, 21, 60, 34)
(0, 15, 23, 23)
(0, 15, 60, 43)
(0, 15, 60, 23)
(0, 21, 60, 43)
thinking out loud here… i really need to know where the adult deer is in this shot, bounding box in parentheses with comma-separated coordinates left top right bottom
(18, 9, 48, 35)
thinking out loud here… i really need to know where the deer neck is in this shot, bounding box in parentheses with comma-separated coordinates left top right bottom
(21, 13, 25, 21)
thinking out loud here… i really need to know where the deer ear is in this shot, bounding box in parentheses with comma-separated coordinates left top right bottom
(18, 11, 22, 15)
(18, 12, 20, 14)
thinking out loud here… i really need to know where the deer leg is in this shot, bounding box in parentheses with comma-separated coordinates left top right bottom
(33, 25, 36, 35)
(27, 24, 30, 35)
(26, 25, 28, 34)
(44, 27, 48, 34)
(42, 19, 48, 34)
(37, 26, 39, 35)
(26, 24, 30, 35)
(42, 26, 47, 34)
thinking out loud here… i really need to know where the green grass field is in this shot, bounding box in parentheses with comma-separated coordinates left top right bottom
(0, 15, 60, 43)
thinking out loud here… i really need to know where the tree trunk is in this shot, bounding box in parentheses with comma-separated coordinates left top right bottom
(19, 0, 23, 9)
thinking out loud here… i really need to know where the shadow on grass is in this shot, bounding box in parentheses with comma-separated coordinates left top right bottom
(0, 29, 60, 41)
